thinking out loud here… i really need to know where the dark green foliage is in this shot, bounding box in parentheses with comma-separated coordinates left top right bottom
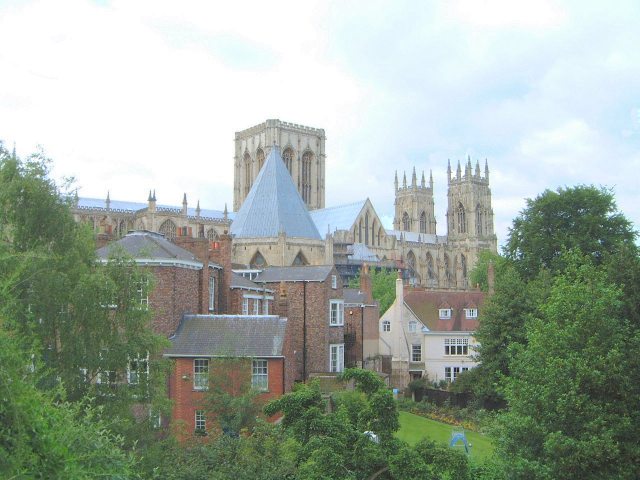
(349, 268, 397, 315)
(504, 185, 636, 279)
(495, 254, 640, 479)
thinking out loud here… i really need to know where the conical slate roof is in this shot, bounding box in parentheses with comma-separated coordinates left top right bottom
(230, 146, 321, 240)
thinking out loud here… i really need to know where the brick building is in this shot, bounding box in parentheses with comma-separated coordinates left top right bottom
(164, 314, 287, 440)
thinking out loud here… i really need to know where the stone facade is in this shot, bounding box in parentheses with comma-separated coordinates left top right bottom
(234, 119, 326, 211)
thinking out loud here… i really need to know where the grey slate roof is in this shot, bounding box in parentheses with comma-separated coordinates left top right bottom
(77, 197, 233, 220)
(96, 231, 216, 268)
(385, 230, 443, 244)
(309, 200, 367, 234)
(230, 146, 321, 240)
(343, 288, 366, 305)
(231, 272, 273, 292)
(347, 243, 380, 262)
(254, 265, 334, 283)
(164, 315, 287, 357)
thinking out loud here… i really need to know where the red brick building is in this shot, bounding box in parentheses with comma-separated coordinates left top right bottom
(163, 314, 287, 440)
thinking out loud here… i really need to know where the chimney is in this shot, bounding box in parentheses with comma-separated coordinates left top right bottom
(487, 260, 495, 295)
(172, 235, 211, 313)
(360, 263, 373, 303)
(214, 231, 233, 313)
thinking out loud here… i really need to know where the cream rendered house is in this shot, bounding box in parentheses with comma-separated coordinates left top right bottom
(379, 275, 485, 389)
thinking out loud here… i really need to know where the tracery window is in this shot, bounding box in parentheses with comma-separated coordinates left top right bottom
(426, 252, 435, 280)
(402, 212, 410, 231)
(159, 219, 177, 240)
(206, 228, 218, 241)
(256, 148, 265, 172)
(250, 251, 267, 268)
(244, 152, 252, 196)
(292, 251, 308, 266)
(457, 203, 466, 234)
(282, 147, 294, 174)
(364, 213, 370, 245)
(420, 211, 427, 234)
(301, 151, 313, 205)
(444, 254, 453, 285)
(476, 204, 483, 235)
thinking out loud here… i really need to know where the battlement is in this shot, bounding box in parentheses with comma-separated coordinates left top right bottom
(235, 119, 325, 138)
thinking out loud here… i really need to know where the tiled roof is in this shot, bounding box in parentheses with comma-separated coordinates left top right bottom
(254, 265, 334, 283)
(403, 289, 485, 332)
(164, 315, 287, 357)
(343, 288, 365, 305)
(230, 146, 321, 240)
(96, 231, 212, 268)
(309, 200, 367, 234)
(231, 272, 273, 292)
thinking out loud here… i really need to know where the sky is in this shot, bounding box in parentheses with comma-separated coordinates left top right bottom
(1, 0, 639, 246)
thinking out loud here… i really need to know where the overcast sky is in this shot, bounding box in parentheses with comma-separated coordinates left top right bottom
(1, 0, 639, 246)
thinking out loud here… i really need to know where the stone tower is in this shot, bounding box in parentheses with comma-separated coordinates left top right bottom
(233, 119, 326, 212)
(393, 167, 436, 234)
(446, 157, 495, 241)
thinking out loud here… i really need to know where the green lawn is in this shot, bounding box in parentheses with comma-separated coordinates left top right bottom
(396, 411, 494, 461)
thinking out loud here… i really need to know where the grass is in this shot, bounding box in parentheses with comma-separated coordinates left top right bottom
(396, 411, 494, 462)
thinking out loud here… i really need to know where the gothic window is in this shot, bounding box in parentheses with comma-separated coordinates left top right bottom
(426, 252, 435, 280)
(476, 204, 483, 235)
(282, 147, 294, 175)
(301, 151, 313, 205)
(250, 251, 267, 268)
(420, 211, 427, 234)
(256, 148, 265, 172)
(159, 219, 177, 240)
(407, 251, 419, 283)
(402, 212, 410, 231)
(244, 152, 252, 196)
(364, 213, 370, 245)
(118, 219, 127, 238)
(377, 227, 383, 246)
(444, 254, 453, 286)
(461, 254, 467, 280)
(206, 228, 218, 241)
(457, 203, 466, 234)
(136, 220, 145, 231)
(371, 219, 377, 246)
(292, 251, 309, 266)
(358, 219, 363, 243)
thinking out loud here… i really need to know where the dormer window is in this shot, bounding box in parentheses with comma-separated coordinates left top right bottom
(439, 308, 452, 319)
(465, 308, 478, 319)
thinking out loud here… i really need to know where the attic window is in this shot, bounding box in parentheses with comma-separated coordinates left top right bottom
(408, 320, 417, 333)
(465, 308, 478, 319)
(439, 308, 452, 319)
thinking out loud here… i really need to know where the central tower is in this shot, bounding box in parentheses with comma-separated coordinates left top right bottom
(233, 119, 326, 212)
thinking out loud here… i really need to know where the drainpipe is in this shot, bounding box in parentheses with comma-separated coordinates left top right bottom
(303, 281, 307, 381)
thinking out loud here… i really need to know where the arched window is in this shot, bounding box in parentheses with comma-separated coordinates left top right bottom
(461, 254, 468, 287)
(476, 204, 483, 235)
(292, 251, 309, 266)
(206, 228, 218, 241)
(407, 250, 419, 283)
(244, 152, 252, 196)
(250, 251, 267, 268)
(365, 213, 370, 245)
(426, 252, 435, 280)
(444, 254, 453, 286)
(282, 147, 293, 174)
(256, 148, 265, 172)
(371, 219, 377, 246)
(377, 227, 383, 246)
(159, 219, 177, 240)
(457, 203, 466, 234)
(118, 219, 127, 238)
(358, 219, 363, 243)
(136, 220, 145, 231)
(301, 151, 313, 204)
(402, 212, 410, 231)
(382, 320, 391, 332)
(420, 211, 427, 234)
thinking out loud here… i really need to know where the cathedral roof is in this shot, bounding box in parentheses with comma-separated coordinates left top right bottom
(230, 146, 321, 240)
(309, 200, 367, 234)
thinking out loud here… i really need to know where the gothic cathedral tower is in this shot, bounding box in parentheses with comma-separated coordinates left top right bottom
(233, 119, 326, 212)
(393, 167, 437, 234)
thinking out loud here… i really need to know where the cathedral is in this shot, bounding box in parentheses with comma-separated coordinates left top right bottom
(72, 119, 497, 289)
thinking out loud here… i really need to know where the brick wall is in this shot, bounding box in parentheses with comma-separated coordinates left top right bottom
(148, 266, 201, 337)
(169, 356, 284, 442)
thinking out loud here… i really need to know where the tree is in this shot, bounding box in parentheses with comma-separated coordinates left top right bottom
(0, 144, 170, 445)
(349, 268, 397, 315)
(505, 185, 636, 280)
(494, 254, 640, 479)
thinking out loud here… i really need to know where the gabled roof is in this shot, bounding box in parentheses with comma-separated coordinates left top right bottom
(309, 200, 367, 234)
(230, 272, 273, 293)
(96, 231, 216, 269)
(230, 146, 321, 240)
(254, 265, 335, 283)
(403, 289, 485, 332)
(164, 315, 287, 358)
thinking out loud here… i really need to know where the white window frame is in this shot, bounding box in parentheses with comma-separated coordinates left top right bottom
(127, 353, 149, 385)
(137, 278, 149, 309)
(439, 308, 452, 319)
(330, 343, 345, 373)
(444, 366, 469, 382)
(411, 344, 422, 362)
(193, 358, 209, 391)
(208, 275, 215, 312)
(331, 275, 337, 289)
(408, 320, 417, 333)
(262, 299, 270, 315)
(252, 359, 269, 391)
(242, 297, 249, 315)
(195, 410, 206, 432)
(382, 320, 391, 332)
(253, 298, 260, 315)
(465, 308, 478, 319)
(444, 338, 469, 356)
(330, 300, 344, 326)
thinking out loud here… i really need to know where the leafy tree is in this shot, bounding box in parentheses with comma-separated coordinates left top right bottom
(504, 185, 636, 279)
(0, 329, 137, 478)
(494, 254, 640, 479)
(349, 268, 397, 315)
